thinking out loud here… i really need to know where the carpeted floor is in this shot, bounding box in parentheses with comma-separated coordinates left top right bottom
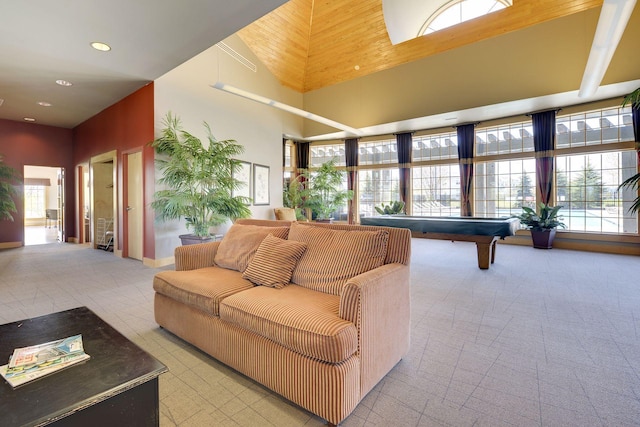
(1, 239, 639, 426)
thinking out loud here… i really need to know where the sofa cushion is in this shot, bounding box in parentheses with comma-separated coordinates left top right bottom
(287, 222, 389, 295)
(242, 234, 307, 289)
(214, 224, 290, 272)
(219, 285, 358, 363)
(153, 267, 253, 316)
(274, 207, 297, 221)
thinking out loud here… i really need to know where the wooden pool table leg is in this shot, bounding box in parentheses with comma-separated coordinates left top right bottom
(476, 237, 499, 269)
(491, 239, 498, 264)
(476, 242, 491, 269)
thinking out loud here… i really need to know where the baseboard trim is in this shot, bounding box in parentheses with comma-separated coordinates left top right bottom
(0, 241, 22, 249)
(144, 256, 175, 268)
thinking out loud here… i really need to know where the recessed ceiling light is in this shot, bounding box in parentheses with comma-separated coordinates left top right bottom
(91, 42, 111, 52)
(37, 101, 52, 107)
(24, 117, 36, 122)
(56, 79, 73, 87)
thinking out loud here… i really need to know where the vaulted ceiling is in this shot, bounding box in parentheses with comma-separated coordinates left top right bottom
(238, 0, 604, 93)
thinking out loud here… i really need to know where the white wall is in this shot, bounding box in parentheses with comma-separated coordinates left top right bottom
(153, 34, 303, 259)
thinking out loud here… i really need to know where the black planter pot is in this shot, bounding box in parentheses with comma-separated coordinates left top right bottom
(179, 234, 214, 246)
(530, 229, 557, 249)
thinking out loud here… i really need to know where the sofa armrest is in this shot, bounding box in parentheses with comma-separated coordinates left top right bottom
(340, 263, 411, 396)
(174, 241, 220, 271)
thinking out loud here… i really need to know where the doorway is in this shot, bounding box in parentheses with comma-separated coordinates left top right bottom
(23, 166, 64, 246)
(89, 150, 117, 253)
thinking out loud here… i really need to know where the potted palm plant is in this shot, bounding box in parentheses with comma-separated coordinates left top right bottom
(375, 200, 405, 215)
(618, 87, 640, 214)
(0, 154, 20, 222)
(282, 174, 308, 221)
(513, 203, 566, 249)
(151, 112, 251, 245)
(301, 159, 353, 222)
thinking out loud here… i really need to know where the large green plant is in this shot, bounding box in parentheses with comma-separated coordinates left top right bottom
(151, 113, 251, 237)
(282, 175, 307, 220)
(513, 203, 566, 231)
(301, 159, 353, 220)
(375, 200, 405, 215)
(618, 87, 640, 214)
(0, 155, 20, 221)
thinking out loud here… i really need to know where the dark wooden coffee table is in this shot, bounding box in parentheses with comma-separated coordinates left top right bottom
(0, 306, 167, 426)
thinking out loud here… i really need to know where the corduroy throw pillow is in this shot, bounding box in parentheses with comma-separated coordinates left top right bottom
(214, 224, 290, 272)
(242, 234, 307, 288)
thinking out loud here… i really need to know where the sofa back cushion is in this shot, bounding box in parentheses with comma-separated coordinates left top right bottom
(288, 222, 389, 295)
(214, 224, 290, 272)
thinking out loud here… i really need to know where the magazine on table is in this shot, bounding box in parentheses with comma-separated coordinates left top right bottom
(0, 334, 90, 389)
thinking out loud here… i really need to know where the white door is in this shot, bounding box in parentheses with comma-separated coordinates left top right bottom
(126, 152, 143, 260)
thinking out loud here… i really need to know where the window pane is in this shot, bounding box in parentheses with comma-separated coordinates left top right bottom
(475, 159, 536, 217)
(556, 106, 634, 149)
(359, 139, 398, 166)
(310, 143, 346, 167)
(476, 121, 534, 156)
(556, 151, 638, 233)
(424, 0, 508, 35)
(413, 132, 458, 161)
(359, 168, 400, 217)
(412, 164, 460, 216)
(284, 143, 292, 168)
(24, 185, 46, 219)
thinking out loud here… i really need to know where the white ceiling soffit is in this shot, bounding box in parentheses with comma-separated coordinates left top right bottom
(578, 0, 637, 97)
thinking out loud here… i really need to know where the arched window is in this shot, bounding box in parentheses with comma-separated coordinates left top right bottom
(420, 0, 511, 35)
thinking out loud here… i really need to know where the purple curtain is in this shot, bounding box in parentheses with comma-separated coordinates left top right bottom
(457, 124, 475, 216)
(296, 141, 310, 171)
(531, 110, 557, 205)
(396, 132, 412, 213)
(345, 138, 359, 224)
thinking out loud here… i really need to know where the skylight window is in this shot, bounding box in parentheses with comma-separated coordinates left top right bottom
(420, 0, 511, 35)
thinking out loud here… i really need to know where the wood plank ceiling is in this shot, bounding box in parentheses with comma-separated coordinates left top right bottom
(238, 0, 603, 93)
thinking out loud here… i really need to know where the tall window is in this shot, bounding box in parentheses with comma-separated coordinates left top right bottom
(475, 159, 536, 218)
(412, 164, 460, 216)
(420, 0, 511, 35)
(554, 106, 637, 234)
(556, 152, 638, 233)
(24, 185, 46, 218)
(359, 168, 400, 217)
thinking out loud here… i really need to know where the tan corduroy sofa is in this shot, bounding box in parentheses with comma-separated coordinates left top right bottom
(153, 219, 411, 426)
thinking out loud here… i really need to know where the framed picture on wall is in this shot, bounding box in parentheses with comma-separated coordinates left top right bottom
(232, 160, 251, 204)
(253, 163, 270, 206)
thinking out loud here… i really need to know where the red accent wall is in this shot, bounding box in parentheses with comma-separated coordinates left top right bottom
(0, 120, 74, 244)
(73, 83, 155, 259)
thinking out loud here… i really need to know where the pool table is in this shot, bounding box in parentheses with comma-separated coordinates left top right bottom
(360, 216, 520, 269)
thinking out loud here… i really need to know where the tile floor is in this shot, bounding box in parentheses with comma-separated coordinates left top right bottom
(1, 239, 639, 426)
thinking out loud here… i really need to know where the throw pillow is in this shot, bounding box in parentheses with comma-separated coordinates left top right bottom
(242, 234, 307, 288)
(287, 222, 389, 295)
(214, 224, 290, 272)
(274, 207, 297, 221)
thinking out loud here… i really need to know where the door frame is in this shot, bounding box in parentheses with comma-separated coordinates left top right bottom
(123, 149, 144, 260)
